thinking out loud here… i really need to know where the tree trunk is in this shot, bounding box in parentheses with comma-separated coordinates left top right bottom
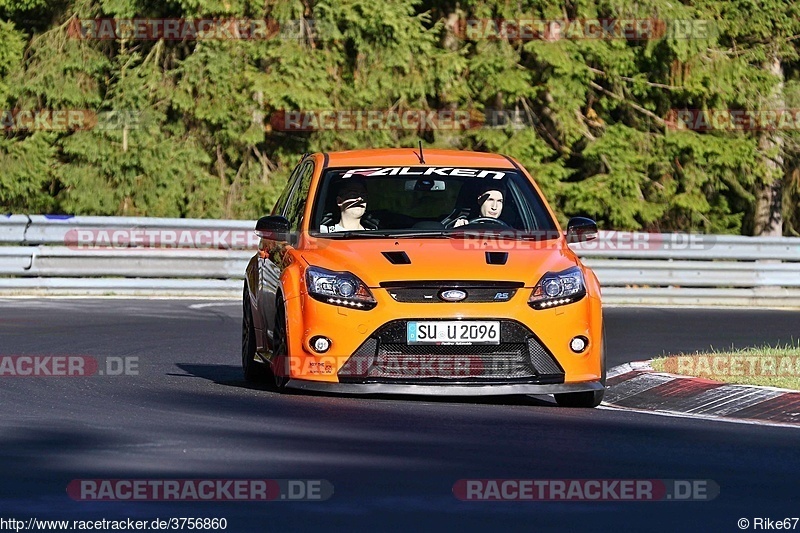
(442, 11, 461, 52)
(753, 54, 784, 236)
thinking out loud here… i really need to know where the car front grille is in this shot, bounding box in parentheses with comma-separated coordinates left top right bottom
(372, 343, 532, 379)
(380, 281, 523, 303)
(338, 319, 564, 383)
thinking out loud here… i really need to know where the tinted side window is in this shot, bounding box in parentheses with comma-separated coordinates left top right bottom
(285, 161, 315, 231)
(271, 162, 304, 215)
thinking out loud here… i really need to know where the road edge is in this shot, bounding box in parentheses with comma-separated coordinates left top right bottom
(604, 361, 800, 428)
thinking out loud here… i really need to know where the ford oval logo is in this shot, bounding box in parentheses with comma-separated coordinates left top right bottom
(439, 289, 467, 302)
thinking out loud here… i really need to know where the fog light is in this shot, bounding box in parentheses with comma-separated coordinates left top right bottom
(311, 336, 331, 353)
(570, 336, 588, 353)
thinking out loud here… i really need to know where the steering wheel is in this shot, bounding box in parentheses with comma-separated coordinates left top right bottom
(466, 216, 511, 227)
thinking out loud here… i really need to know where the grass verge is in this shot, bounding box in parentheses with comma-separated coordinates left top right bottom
(650, 343, 800, 390)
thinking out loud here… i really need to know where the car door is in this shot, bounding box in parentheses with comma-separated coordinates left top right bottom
(248, 160, 304, 351)
(256, 159, 315, 353)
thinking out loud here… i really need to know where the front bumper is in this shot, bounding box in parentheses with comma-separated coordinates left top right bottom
(284, 286, 603, 384)
(286, 378, 605, 396)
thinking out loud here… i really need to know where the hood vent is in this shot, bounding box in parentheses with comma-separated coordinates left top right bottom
(485, 251, 508, 265)
(382, 251, 411, 265)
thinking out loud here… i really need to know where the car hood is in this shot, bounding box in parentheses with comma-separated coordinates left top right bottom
(299, 237, 579, 288)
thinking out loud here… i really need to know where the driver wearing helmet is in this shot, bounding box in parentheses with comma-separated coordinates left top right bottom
(453, 182, 506, 227)
(320, 180, 372, 233)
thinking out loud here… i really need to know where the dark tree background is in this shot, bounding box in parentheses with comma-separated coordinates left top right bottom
(0, 0, 798, 235)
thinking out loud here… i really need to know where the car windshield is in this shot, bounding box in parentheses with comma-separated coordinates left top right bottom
(309, 166, 558, 238)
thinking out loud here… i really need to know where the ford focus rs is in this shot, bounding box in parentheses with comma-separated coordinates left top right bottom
(242, 148, 605, 407)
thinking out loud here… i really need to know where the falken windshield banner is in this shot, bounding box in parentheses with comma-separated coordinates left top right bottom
(339, 167, 508, 179)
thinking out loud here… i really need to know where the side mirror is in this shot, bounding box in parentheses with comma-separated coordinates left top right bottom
(566, 217, 598, 243)
(255, 215, 290, 242)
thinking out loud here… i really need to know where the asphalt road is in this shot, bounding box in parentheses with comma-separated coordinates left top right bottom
(1, 299, 799, 532)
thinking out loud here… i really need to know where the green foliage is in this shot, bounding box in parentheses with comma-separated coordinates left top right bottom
(0, 20, 24, 101)
(0, 0, 796, 235)
(0, 134, 57, 212)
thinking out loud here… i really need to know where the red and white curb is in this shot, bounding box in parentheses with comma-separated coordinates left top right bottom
(603, 362, 800, 428)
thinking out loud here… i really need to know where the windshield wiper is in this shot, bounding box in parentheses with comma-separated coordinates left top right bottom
(447, 229, 561, 241)
(313, 229, 561, 240)
(373, 230, 451, 238)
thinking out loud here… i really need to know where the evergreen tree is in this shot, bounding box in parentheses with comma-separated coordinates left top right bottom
(0, 0, 795, 235)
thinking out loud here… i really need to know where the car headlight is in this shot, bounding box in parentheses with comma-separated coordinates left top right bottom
(529, 266, 586, 309)
(306, 266, 377, 310)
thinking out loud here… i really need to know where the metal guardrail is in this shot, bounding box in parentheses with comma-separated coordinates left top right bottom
(0, 215, 254, 295)
(2, 215, 800, 306)
(575, 232, 800, 306)
(1, 214, 255, 246)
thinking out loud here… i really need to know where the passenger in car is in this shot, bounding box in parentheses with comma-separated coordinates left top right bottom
(320, 180, 373, 232)
(453, 182, 506, 227)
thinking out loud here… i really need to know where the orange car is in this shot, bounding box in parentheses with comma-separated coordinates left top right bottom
(242, 148, 605, 407)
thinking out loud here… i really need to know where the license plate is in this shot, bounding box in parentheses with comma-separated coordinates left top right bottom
(407, 321, 500, 345)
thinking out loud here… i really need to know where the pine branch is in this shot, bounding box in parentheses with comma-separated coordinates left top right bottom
(589, 81, 667, 128)
(588, 67, 683, 90)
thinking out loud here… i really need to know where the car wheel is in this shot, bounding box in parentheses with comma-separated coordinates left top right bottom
(242, 283, 269, 383)
(271, 305, 289, 391)
(554, 389, 604, 408)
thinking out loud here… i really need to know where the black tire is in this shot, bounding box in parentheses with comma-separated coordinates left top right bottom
(554, 389, 604, 408)
(271, 305, 289, 391)
(242, 283, 269, 383)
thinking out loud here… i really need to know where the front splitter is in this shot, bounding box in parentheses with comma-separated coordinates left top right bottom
(285, 379, 604, 397)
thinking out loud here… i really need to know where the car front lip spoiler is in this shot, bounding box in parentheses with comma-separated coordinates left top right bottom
(285, 379, 604, 397)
